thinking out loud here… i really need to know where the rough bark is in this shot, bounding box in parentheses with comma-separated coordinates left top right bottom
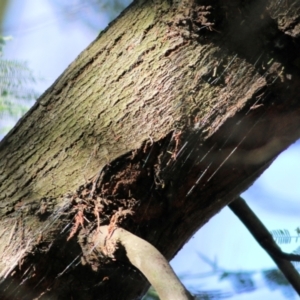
(0, 0, 300, 299)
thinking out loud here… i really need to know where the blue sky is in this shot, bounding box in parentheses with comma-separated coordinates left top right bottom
(2, 1, 300, 299)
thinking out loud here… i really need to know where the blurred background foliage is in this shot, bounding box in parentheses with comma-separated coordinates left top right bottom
(0, 0, 131, 134)
(49, 0, 131, 30)
(0, 36, 39, 130)
(143, 252, 300, 300)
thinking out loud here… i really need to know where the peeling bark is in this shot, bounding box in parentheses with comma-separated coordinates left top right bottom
(0, 0, 300, 299)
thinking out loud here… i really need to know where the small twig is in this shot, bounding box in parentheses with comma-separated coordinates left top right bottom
(6, 220, 17, 247)
(229, 196, 300, 295)
(67, 209, 85, 241)
(93, 226, 194, 300)
(89, 164, 110, 198)
(94, 198, 103, 233)
(90, 171, 103, 198)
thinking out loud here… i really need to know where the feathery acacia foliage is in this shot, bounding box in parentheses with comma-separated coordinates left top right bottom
(143, 225, 300, 300)
(0, 36, 38, 123)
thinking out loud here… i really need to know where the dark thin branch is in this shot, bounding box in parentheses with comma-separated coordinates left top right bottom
(229, 196, 300, 295)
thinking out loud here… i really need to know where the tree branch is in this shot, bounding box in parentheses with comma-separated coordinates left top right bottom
(92, 226, 194, 300)
(229, 196, 300, 295)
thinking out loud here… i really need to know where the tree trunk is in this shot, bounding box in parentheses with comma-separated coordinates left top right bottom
(1, 0, 300, 299)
